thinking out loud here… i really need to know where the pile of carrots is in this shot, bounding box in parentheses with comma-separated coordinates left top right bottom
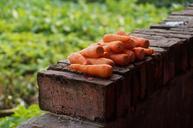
(68, 31, 154, 78)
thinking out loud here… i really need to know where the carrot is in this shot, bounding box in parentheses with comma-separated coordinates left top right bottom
(143, 48, 154, 55)
(103, 34, 130, 42)
(69, 64, 112, 78)
(133, 47, 145, 60)
(68, 53, 88, 65)
(110, 53, 131, 66)
(102, 45, 111, 53)
(80, 45, 104, 58)
(115, 32, 135, 49)
(122, 39, 135, 49)
(95, 43, 112, 57)
(103, 52, 111, 58)
(87, 58, 115, 66)
(129, 36, 150, 48)
(124, 50, 135, 62)
(97, 41, 104, 46)
(105, 41, 125, 53)
(116, 31, 127, 35)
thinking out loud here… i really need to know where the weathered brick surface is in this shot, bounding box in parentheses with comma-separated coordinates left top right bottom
(113, 65, 134, 118)
(150, 14, 193, 29)
(172, 9, 193, 16)
(20, 70, 193, 128)
(126, 70, 193, 128)
(145, 56, 159, 95)
(151, 11, 193, 68)
(134, 60, 147, 100)
(133, 30, 188, 74)
(38, 70, 122, 122)
(131, 33, 175, 84)
(49, 61, 134, 119)
(150, 47, 166, 87)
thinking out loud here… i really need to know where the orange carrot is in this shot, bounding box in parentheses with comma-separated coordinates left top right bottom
(93, 43, 112, 57)
(105, 41, 125, 53)
(80, 45, 104, 58)
(116, 31, 127, 35)
(87, 58, 115, 66)
(110, 53, 131, 66)
(129, 36, 150, 48)
(124, 50, 135, 62)
(133, 47, 145, 60)
(102, 32, 135, 49)
(69, 64, 112, 78)
(122, 39, 136, 49)
(102, 45, 111, 53)
(103, 34, 130, 42)
(68, 53, 88, 65)
(115, 32, 136, 49)
(143, 48, 154, 55)
(103, 52, 111, 58)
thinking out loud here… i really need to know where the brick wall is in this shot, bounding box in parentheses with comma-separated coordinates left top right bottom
(18, 4, 193, 128)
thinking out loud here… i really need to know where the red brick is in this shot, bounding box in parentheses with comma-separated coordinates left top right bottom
(150, 47, 166, 87)
(131, 33, 175, 84)
(38, 69, 123, 122)
(113, 65, 134, 117)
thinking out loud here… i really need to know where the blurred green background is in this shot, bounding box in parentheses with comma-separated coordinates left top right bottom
(0, 0, 189, 127)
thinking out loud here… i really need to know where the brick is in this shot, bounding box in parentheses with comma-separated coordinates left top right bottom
(150, 21, 188, 30)
(131, 33, 175, 84)
(55, 60, 154, 118)
(171, 10, 193, 16)
(53, 61, 133, 118)
(151, 15, 193, 29)
(132, 56, 160, 99)
(20, 70, 193, 128)
(189, 3, 193, 7)
(188, 40, 193, 67)
(125, 70, 193, 128)
(135, 29, 190, 71)
(150, 24, 175, 30)
(133, 60, 147, 100)
(133, 30, 188, 74)
(113, 65, 134, 118)
(48, 63, 69, 72)
(38, 69, 123, 122)
(143, 27, 193, 69)
(164, 28, 193, 68)
(185, 7, 193, 10)
(166, 15, 193, 22)
(145, 56, 157, 96)
(58, 59, 69, 64)
(146, 29, 193, 38)
(170, 27, 193, 33)
(130, 57, 156, 110)
(21, 69, 193, 128)
(134, 29, 190, 40)
(150, 47, 167, 86)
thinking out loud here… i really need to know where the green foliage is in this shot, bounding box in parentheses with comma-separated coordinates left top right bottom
(0, 104, 42, 128)
(0, 0, 182, 109)
(138, 0, 191, 7)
